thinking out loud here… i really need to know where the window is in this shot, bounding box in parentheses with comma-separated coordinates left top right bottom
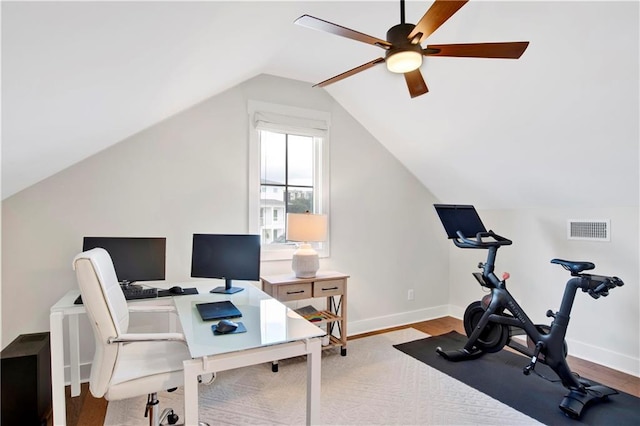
(248, 101, 330, 261)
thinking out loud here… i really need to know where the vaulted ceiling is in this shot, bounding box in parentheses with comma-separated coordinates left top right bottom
(2, 1, 638, 208)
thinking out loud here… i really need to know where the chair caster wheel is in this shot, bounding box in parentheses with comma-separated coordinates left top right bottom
(167, 412, 179, 425)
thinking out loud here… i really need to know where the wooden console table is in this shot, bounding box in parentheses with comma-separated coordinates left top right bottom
(261, 271, 349, 370)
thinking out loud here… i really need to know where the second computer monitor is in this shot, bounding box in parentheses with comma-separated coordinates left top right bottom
(190, 234, 261, 294)
(82, 236, 166, 285)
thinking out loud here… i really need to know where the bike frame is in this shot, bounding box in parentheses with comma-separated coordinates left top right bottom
(466, 260, 585, 390)
(434, 204, 624, 419)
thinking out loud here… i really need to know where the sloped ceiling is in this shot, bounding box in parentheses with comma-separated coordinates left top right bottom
(2, 1, 638, 208)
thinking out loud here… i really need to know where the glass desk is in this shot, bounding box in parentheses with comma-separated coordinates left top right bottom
(173, 283, 325, 425)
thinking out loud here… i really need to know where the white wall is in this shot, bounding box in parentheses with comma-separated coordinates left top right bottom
(447, 207, 639, 376)
(1, 75, 448, 376)
(3, 73, 636, 379)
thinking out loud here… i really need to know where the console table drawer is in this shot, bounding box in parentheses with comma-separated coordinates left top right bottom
(313, 279, 345, 297)
(276, 283, 312, 301)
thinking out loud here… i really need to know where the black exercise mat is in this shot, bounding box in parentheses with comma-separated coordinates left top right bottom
(394, 331, 639, 425)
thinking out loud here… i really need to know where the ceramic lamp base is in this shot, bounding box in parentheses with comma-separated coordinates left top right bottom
(292, 243, 319, 278)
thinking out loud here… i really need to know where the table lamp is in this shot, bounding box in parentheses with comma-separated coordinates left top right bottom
(286, 212, 328, 278)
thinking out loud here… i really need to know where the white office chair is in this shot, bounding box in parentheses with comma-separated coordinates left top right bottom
(73, 248, 209, 426)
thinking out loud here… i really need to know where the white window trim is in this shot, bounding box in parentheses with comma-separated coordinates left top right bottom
(248, 100, 331, 261)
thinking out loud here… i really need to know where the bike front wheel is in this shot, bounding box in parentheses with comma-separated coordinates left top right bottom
(463, 301, 509, 353)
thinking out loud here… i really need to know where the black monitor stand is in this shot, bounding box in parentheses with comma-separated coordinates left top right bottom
(210, 278, 244, 294)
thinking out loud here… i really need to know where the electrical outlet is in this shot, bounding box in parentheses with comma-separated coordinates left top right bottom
(407, 289, 414, 301)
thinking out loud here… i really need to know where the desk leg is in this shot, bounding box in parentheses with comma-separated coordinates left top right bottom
(50, 311, 67, 426)
(306, 338, 322, 425)
(69, 314, 81, 396)
(183, 359, 201, 426)
(181, 340, 320, 425)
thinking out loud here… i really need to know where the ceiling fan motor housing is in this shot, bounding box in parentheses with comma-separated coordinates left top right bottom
(386, 23, 422, 57)
(385, 23, 423, 72)
(386, 23, 417, 45)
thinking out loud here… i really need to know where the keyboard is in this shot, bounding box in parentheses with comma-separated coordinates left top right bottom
(74, 287, 158, 305)
(122, 287, 158, 300)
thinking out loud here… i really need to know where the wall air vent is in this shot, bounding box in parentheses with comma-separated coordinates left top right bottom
(567, 219, 610, 242)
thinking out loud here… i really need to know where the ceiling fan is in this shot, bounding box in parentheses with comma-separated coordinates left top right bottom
(294, 0, 529, 98)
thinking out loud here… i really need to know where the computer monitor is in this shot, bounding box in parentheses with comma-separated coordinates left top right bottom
(82, 237, 166, 286)
(434, 204, 487, 239)
(191, 234, 261, 294)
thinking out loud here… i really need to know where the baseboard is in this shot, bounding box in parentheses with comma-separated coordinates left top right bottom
(448, 305, 465, 320)
(347, 305, 449, 336)
(566, 338, 640, 377)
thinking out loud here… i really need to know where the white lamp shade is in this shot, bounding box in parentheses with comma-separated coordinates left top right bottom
(286, 213, 328, 242)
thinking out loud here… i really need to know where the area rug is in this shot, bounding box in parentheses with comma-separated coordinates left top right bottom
(105, 328, 540, 425)
(394, 331, 640, 426)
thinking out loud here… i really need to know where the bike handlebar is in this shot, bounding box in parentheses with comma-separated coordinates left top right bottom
(453, 230, 513, 249)
(580, 274, 624, 299)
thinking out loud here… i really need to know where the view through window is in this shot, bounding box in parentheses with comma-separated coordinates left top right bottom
(259, 130, 318, 245)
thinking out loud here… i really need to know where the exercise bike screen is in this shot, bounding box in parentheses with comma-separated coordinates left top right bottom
(434, 204, 487, 239)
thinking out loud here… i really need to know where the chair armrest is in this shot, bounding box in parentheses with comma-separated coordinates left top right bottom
(108, 332, 186, 344)
(127, 304, 177, 314)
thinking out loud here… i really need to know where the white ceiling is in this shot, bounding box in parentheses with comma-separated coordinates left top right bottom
(2, 1, 638, 208)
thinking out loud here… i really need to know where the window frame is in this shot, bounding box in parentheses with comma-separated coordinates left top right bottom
(248, 100, 330, 262)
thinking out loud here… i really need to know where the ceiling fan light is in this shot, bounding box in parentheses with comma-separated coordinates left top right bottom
(386, 50, 423, 73)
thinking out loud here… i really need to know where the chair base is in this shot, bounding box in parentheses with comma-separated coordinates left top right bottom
(146, 392, 210, 426)
(158, 407, 179, 425)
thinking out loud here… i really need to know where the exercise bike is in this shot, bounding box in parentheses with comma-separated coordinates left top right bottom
(433, 204, 624, 419)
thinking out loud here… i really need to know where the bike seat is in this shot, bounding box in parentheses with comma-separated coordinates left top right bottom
(551, 259, 595, 275)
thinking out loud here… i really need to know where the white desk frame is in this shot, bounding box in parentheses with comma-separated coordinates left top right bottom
(50, 290, 177, 425)
(173, 285, 324, 425)
(50, 290, 91, 426)
(182, 338, 321, 425)
(50, 284, 324, 426)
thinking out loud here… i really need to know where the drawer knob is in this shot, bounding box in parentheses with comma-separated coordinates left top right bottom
(287, 290, 306, 295)
(321, 287, 339, 291)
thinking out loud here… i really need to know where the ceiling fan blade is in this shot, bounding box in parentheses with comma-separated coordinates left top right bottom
(295, 15, 391, 49)
(409, 0, 468, 44)
(314, 58, 386, 88)
(404, 69, 429, 98)
(425, 42, 529, 58)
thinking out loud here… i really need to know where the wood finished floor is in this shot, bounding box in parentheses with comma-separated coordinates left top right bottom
(59, 316, 639, 426)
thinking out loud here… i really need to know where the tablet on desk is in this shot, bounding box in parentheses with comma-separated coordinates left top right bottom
(195, 301, 242, 321)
